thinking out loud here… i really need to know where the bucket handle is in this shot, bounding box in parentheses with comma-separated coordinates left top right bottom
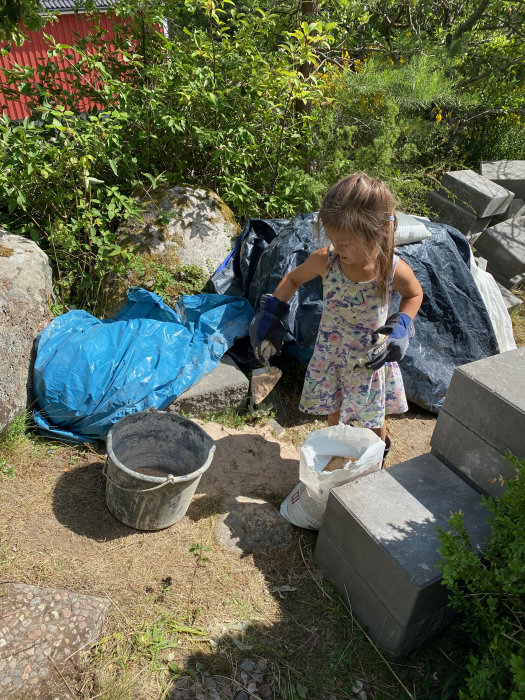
(102, 460, 179, 493)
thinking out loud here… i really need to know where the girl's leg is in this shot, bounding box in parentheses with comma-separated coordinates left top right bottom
(327, 408, 340, 426)
(371, 424, 387, 441)
(371, 423, 391, 465)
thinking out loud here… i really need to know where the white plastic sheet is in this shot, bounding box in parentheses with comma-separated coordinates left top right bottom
(469, 250, 517, 353)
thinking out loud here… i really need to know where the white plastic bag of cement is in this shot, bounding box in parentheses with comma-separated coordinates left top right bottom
(280, 425, 385, 529)
(280, 482, 326, 530)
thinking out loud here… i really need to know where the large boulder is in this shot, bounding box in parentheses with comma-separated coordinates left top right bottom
(0, 230, 54, 433)
(100, 186, 240, 316)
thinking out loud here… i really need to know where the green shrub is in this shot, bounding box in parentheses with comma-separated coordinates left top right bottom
(438, 454, 525, 699)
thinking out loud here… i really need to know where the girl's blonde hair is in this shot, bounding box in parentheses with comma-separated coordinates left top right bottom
(317, 172, 398, 304)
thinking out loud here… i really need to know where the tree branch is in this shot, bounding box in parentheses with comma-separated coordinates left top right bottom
(449, 0, 491, 44)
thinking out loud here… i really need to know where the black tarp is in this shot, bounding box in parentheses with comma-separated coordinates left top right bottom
(212, 214, 499, 412)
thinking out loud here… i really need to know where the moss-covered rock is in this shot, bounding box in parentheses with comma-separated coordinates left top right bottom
(99, 186, 239, 317)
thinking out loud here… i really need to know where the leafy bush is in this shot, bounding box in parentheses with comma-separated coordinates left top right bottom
(438, 454, 525, 699)
(0, 4, 337, 309)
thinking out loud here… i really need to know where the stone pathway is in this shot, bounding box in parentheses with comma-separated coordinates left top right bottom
(0, 582, 109, 698)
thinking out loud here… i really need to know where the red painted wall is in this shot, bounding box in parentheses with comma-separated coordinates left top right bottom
(0, 13, 119, 120)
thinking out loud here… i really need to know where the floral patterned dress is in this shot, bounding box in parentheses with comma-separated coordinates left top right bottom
(299, 248, 408, 428)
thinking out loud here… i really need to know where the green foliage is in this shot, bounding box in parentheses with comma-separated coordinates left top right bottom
(0, 4, 337, 308)
(438, 453, 525, 699)
(0, 0, 44, 42)
(0, 105, 143, 310)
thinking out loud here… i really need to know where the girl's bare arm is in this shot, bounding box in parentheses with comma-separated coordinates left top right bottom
(273, 247, 328, 302)
(392, 259, 423, 319)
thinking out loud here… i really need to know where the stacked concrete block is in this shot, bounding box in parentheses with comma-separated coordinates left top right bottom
(481, 160, 525, 200)
(497, 283, 522, 313)
(313, 349, 524, 657)
(492, 197, 525, 225)
(427, 170, 514, 242)
(426, 191, 490, 242)
(474, 216, 525, 290)
(314, 454, 491, 658)
(431, 347, 525, 498)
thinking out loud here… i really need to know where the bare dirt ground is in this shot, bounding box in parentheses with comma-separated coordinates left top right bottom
(0, 393, 437, 699)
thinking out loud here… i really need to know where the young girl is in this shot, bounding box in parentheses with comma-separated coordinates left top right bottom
(250, 172, 423, 457)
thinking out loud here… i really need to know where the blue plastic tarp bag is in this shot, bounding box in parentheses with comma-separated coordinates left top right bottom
(33, 288, 253, 443)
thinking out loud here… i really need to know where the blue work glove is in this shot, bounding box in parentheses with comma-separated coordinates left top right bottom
(366, 312, 415, 370)
(249, 294, 290, 362)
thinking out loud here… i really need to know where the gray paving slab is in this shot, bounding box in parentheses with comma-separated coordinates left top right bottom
(427, 191, 491, 238)
(0, 583, 109, 698)
(167, 354, 249, 416)
(437, 347, 525, 460)
(497, 283, 523, 312)
(440, 170, 513, 217)
(314, 454, 490, 657)
(474, 216, 525, 280)
(481, 160, 525, 199)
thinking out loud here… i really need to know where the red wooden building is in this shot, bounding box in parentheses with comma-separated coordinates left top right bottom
(0, 0, 120, 120)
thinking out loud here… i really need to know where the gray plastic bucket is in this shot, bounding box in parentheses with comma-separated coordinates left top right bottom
(104, 410, 215, 531)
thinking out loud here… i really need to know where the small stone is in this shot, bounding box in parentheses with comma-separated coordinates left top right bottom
(256, 658, 269, 673)
(352, 680, 363, 693)
(240, 659, 256, 672)
(235, 692, 249, 700)
(247, 682, 257, 693)
(259, 684, 272, 699)
(269, 418, 285, 438)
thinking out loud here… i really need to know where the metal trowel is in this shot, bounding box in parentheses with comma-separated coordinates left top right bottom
(250, 340, 283, 406)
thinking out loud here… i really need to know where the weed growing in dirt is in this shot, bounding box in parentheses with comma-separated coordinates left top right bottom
(0, 458, 14, 478)
(0, 410, 28, 451)
(202, 404, 275, 430)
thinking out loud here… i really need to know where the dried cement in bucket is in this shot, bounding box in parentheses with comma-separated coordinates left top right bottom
(104, 410, 215, 530)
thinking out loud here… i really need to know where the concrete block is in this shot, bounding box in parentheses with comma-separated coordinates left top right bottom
(492, 197, 525, 224)
(441, 170, 514, 218)
(474, 217, 525, 281)
(431, 412, 517, 498)
(431, 348, 525, 497)
(314, 454, 490, 658)
(481, 160, 525, 200)
(486, 262, 525, 291)
(497, 283, 523, 312)
(167, 354, 249, 416)
(438, 348, 525, 455)
(473, 255, 488, 271)
(427, 191, 491, 238)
